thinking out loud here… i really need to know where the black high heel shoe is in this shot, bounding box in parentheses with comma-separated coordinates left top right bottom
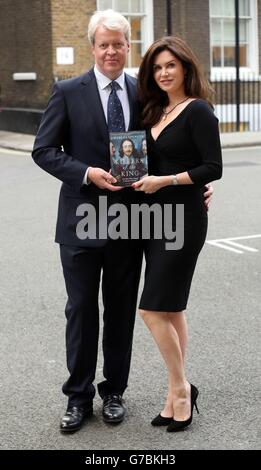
(151, 414, 173, 426)
(166, 384, 199, 432)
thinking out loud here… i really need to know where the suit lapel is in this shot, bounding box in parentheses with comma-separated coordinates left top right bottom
(80, 69, 138, 135)
(80, 69, 109, 142)
(125, 75, 137, 130)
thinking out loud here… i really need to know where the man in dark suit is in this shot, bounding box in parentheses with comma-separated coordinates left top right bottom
(32, 10, 143, 432)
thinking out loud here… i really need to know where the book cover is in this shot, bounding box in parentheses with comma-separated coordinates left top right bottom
(109, 130, 148, 187)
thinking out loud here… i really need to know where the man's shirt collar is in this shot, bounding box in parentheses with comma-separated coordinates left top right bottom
(94, 65, 125, 90)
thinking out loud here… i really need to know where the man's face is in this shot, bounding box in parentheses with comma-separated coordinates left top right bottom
(92, 26, 129, 80)
(122, 140, 133, 157)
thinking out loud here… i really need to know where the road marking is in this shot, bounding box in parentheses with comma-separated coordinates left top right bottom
(207, 234, 261, 254)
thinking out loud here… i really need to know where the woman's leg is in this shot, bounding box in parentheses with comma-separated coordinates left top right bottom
(158, 311, 188, 417)
(139, 309, 191, 421)
(169, 311, 188, 363)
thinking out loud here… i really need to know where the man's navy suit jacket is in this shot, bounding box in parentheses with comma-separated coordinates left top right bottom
(32, 68, 141, 246)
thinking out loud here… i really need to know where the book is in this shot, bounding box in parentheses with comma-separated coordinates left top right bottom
(109, 130, 148, 187)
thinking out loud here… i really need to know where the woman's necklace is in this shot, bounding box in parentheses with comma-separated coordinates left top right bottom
(161, 97, 189, 121)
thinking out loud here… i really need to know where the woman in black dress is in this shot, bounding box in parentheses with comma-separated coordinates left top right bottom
(133, 37, 222, 432)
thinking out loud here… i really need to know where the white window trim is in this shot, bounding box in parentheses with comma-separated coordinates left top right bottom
(210, 0, 259, 81)
(211, 67, 261, 81)
(141, 0, 153, 56)
(126, 0, 154, 75)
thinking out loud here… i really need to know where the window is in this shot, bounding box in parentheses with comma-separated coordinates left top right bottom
(97, 0, 153, 70)
(209, 0, 258, 76)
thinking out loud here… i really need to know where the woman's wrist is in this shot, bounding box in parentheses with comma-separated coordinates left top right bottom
(158, 176, 170, 189)
(156, 175, 178, 189)
(165, 175, 176, 187)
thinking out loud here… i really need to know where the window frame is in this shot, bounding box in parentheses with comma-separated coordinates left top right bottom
(209, 0, 259, 80)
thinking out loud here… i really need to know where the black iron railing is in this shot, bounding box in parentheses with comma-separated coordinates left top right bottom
(210, 75, 261, 132)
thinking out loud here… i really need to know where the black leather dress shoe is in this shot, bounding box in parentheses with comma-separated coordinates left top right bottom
(102, 394, 125, 423)
(60, 405, 93, 432)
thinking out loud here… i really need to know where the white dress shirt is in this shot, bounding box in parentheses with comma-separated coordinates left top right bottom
(83, 66, 130, 185)
(94, 65, 130, 129)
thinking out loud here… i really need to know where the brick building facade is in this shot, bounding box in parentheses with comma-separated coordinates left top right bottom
(154, 0, 211, 73)
(0, 0, 96, 131)
(0, 0, 260, 132)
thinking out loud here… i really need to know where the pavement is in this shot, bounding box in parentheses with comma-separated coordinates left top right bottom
(0, 129, 261, 152)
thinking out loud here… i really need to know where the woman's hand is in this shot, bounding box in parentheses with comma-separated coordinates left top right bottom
(203, 183, 214, 210)
(132, 175, 170, 194)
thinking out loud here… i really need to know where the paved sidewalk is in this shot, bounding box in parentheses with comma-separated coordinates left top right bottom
(221, 131, 261, 148)
(1, 129, 261, 153)
(0, 131, 34, 152)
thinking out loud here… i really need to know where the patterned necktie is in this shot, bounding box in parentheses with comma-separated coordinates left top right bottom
(107, 81, 125, 132)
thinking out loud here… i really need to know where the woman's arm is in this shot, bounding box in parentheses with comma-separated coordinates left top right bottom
(133, 101, 222, 194)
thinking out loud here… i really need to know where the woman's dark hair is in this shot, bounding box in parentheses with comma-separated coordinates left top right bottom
(119, 138, 138, 158)
(137, 36, 214, 128)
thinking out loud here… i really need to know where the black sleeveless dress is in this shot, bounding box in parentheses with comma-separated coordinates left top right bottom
(139, 99, 222, 312)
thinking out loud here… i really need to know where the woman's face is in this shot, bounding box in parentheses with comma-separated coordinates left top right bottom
(153, 49, 185, 96)
(122, 140, 133, 156)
